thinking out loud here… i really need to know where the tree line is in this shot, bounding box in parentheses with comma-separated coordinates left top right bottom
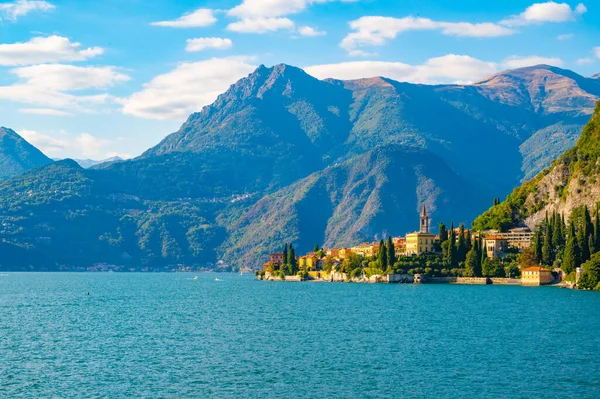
(530, 205, 600, 288)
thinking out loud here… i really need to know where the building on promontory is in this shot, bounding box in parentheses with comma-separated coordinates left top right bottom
(405, 205, 437, 256)
(521, 266, 553, 286)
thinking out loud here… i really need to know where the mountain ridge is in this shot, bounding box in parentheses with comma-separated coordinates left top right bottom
(0, 127, 53, 179)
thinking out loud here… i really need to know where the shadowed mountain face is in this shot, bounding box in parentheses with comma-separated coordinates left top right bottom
(219, 145, 486, 266)
(1, 64, 599, 269)
(0, 127, 53, 179)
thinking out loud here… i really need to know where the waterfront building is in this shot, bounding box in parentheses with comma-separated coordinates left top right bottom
(298, 254, 318, 270)
(521, 266, 554, 286)
(484, 235, 508, 258)
(405, 205, 437, 256)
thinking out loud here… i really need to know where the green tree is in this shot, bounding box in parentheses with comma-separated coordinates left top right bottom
(464, 247, 480, 277)
(282, 243, 288, 267)
(314, 244, 320, 252)
(562, 223, 579, 274)
(552, 211, 564, 251)
(288, 244, 297, 274)
(439, 223, 448, 243)
(542, 222, 553, 266)
(456, 223, 467, 263)
(378, 239, 388, 270)
(386, 236, 396, 272)
(445, 222, 456, 266)
(533, 229, 543, 263)
(578, 252, 600, 290)
(594, 208, 600, 254)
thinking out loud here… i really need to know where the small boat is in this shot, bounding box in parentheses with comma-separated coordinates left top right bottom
(215, 277, 221, 281)
(193, 276, 198, 280)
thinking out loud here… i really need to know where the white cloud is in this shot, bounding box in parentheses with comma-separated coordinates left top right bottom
(185, 37, 233, 52)
(19, 129, 115, 159)
(19, 108, 72, 116)
(10, 64, 130, 91)
(120, 57, 256, 120)
(0, 36, 103, 66)
(151, 8, 216, 28)
(305, 55, 499, 85)
(298, 26, 326, 36)
(576, 57, 595, 65)
(595, 47, 600, 58)
(0, 0, 54, 20)
(228, 0, 357, 18)
(502, 55, 564, 68)
(500, 2, 587, 27)
(0, 64, 129, 112)
(227, 17, 295, 33)
(557, 33, 574, 40)
(341, 16, 515, 56)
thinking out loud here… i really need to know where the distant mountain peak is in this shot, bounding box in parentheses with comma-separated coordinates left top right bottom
(592, 73, 600, 79)
(0, 126, 53, 179)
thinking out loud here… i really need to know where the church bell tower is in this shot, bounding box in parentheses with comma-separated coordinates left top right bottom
(420, 205, 429, 234)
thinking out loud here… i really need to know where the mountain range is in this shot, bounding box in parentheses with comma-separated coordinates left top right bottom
(0, 63, 599, 270)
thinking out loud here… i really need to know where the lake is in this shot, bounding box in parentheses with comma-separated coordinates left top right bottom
(1, 273, 599, 398)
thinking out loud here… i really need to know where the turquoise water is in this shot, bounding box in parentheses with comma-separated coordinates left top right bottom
(1, 273, 599, 398)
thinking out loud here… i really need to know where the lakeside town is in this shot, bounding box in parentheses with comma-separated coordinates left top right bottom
(258, 205, 595, 288)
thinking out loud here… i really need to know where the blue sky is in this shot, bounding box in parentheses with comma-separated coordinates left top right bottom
(0, 0, 598, 159)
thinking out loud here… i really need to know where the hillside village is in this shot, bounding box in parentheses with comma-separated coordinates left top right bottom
(259, 205, 561, 286)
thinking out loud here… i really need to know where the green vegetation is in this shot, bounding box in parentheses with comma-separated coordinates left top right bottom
(528, 205, 600, 278)
(578, 252, 600, 290)
(474, 101, 600, 231)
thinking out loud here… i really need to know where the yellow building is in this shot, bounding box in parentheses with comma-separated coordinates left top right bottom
(405, 205, 436, 256)
(351, 243, 379, 257)
(338, 248, 353, 259)
(484, 235, 508, 258)
(521, 267, 554, 286)
(298, 254, 318, 270)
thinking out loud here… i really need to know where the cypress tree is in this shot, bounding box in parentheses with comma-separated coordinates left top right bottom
(456, 223, 467, 263)
(314, 244, 320, 252)
(577, 220, 590, 263)
(533, 229, 543, 263)
(446, 223, 456, 266)
(552, 211, 563, 250)
(439, 223, 448, 243)
(542, 222, 553, 266)
(386, 236, 396, 271)
(288, 244, 297, 273)
(474, 239, 482, 277)
(480, 236, 487, 266)
(594, 208, 600, 255)
(378, 239, 387, 270)
(282, 243, 288, 267)
(563, 222, 579, 274)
